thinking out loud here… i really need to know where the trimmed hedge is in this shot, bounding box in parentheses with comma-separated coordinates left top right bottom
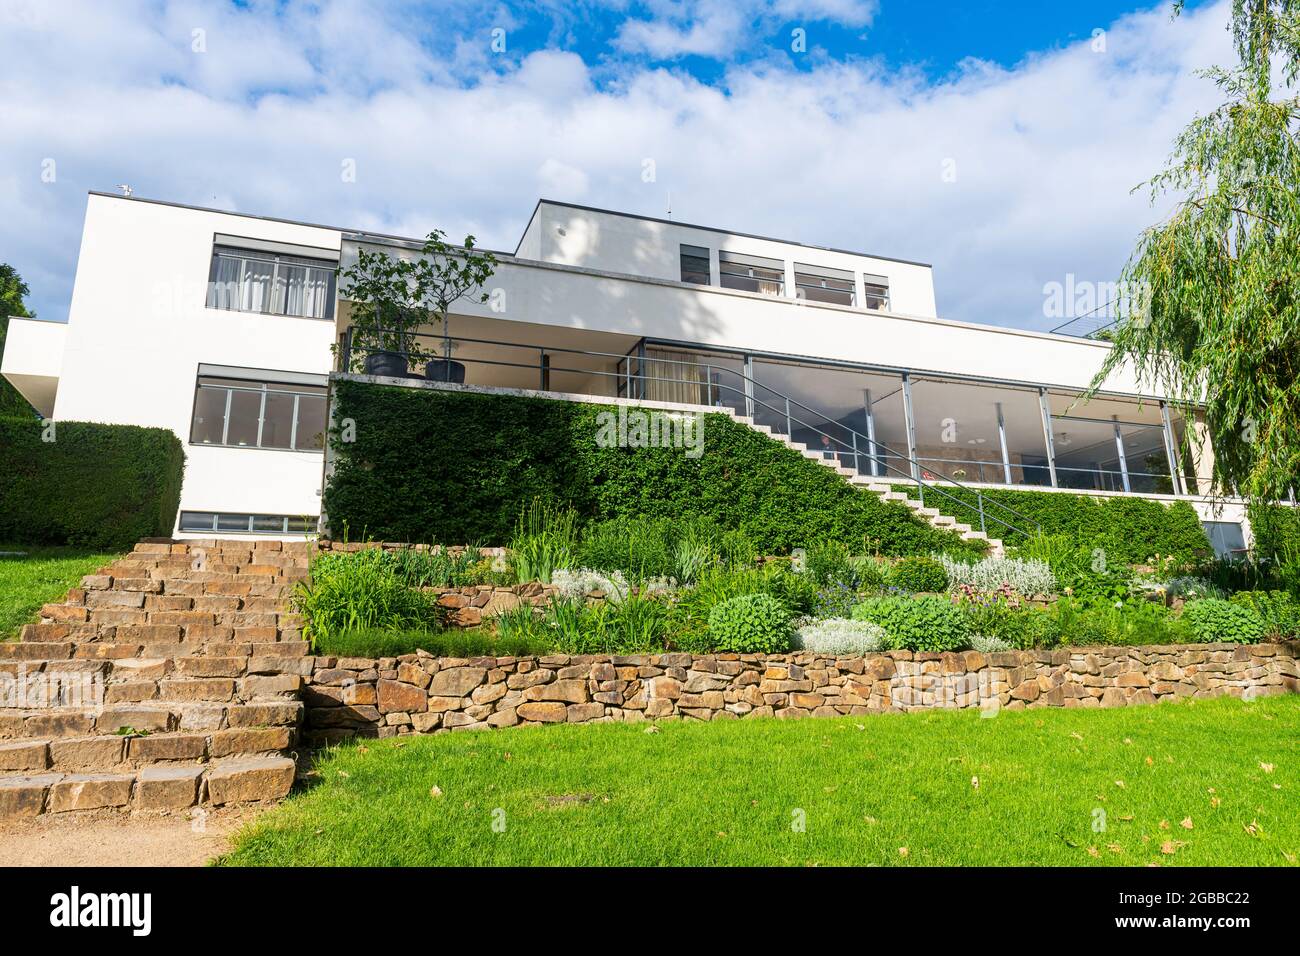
(0, 417, 185, 550)
(1246, 502, 1300, 563)
(892, 483, 1212, 566)
(323, 381, 985, 556)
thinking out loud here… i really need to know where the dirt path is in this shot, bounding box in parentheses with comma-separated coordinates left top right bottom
(0, 807, 261, 867)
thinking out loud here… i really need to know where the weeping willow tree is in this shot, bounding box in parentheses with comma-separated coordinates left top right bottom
(1094, 0, 1300, 500)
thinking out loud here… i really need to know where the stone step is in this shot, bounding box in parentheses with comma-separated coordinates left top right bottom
(0, 755, 297, 818)
(0, 699, 304, 740)
(0, 725, 296, 775)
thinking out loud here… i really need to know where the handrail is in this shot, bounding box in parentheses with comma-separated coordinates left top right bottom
(336, 327, 1043, 540)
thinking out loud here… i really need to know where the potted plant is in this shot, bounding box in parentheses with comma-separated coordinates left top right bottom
(337, 229, 496, 380)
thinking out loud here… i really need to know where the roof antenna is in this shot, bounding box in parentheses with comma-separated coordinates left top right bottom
(666, 191, 672, 220)
(115, 184, 133, 197)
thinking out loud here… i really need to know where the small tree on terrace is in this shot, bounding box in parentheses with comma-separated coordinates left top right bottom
(338, 229, 496, 373)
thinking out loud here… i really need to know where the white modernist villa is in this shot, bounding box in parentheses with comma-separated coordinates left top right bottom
(1, 191, 1251, 552)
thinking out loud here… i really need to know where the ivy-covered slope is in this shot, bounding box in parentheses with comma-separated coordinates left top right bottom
(324, 381, 985, 556)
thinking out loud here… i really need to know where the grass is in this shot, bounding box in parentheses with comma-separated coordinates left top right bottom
(0, 544, 119, 640)
(316, 626, 553, 659)
(218, 695, 1300, 867)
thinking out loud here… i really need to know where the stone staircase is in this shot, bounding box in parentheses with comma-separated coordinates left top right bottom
(735, 417, 1005, 556)
(0, 540, 309, 820)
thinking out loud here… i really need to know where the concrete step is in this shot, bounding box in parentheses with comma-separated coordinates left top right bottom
(0, 755, 297, 818)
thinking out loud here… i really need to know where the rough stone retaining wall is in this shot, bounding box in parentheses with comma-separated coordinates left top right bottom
(302, 642, 1300, 742)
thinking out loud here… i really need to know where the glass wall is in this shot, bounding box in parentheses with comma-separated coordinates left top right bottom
(638, 347, 746, 414)
(632, 340, 1190, 497)
(909, 376, 1051, 486)
(1048, 393, 1172, 493)
(750, 358, 908, 478)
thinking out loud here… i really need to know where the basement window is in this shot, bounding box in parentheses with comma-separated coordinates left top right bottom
(180, 512, 318, 534)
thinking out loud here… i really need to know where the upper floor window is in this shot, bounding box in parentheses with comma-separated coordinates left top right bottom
(190, 376, 328, 452)
(719, 251, 785, 296)
(862, 273, 890, 311)
(794, 263, 855, 306)
(206, 245, 336, 320)
(680, 244, 711, 285)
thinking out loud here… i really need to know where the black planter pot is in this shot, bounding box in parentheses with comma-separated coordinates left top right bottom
(364, 350, 410, 378)
(425, 358, 466, 384)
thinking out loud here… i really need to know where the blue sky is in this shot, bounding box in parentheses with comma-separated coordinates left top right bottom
(0, 0, 1231, 330)
(490, 0, 1212, 82)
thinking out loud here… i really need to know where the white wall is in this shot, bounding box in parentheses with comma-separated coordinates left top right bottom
(349, 242, 1156, 397)
(518, 202, 939, 319)
(55, 194, 341, 537)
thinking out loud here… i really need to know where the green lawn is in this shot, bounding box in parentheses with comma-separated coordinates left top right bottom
(220, 695, 1299, 867)
(0, 544, 119, 640)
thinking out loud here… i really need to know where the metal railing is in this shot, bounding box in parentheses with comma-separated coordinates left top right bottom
(336, 327, 1043, 540)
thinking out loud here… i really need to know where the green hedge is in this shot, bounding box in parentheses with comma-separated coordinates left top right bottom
(1246, 502, 1300, 563)
(0, 417, 185, 550)
(891, 483, 1213, 566)
(323, 381, 984, 556)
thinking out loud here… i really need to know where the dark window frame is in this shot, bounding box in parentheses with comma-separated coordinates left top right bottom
(205, 245, 337, 320)
(188, 376, 328, 453)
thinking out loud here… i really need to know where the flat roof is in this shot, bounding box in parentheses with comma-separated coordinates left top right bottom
(517, 198, 934, 269)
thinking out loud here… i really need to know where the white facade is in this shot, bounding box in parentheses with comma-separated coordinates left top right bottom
(1, 192, 1250, 544)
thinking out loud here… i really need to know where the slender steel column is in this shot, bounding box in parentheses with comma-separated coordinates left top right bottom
(1160, 401, 1185, 496)
(1038, 388, 1058, 488)
(996, 401, 1011, 485)
(1113, 417, 1131, 493)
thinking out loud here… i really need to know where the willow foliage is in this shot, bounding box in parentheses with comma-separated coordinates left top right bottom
(1094, 0, 1300, 500)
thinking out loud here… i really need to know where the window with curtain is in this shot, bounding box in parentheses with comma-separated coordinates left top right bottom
(794, 263, 855, 306)
(719, 251, 785, 296)
(206, 246, 336, 319)
(189, 376, 328, 451)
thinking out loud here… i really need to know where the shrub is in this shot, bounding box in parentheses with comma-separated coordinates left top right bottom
(509, 499, 577, 583)
(1246, 501, 1300, 564)
(940, 554, 1055, 595)
(576, 515, 737, 584)
(850, 556, 890, 592)
(0, 416, 184, 550)
(889, 556, 948, 593)
(804, 540, 854, 588)
(812, 580, 858, 619)
(852, 595, 969, 652)
(968, 633, 1012, 653)
(1228, 590, 1300, 641)
(1182, 598, 1264, 644)
(794, 617, 886, 655)
(324, 382, 985, 557)
(707, 593, 792, 654)
(385, 546, 509, 588)
(1164, 575, 1227, 600)
(295, 549, 444, 648)
(899, 484, 1214, 566)
(551, 567, 630, 604)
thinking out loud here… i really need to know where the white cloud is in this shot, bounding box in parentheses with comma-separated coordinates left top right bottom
(0, 0, 1235, 335)
(613, 0, 879, 59)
